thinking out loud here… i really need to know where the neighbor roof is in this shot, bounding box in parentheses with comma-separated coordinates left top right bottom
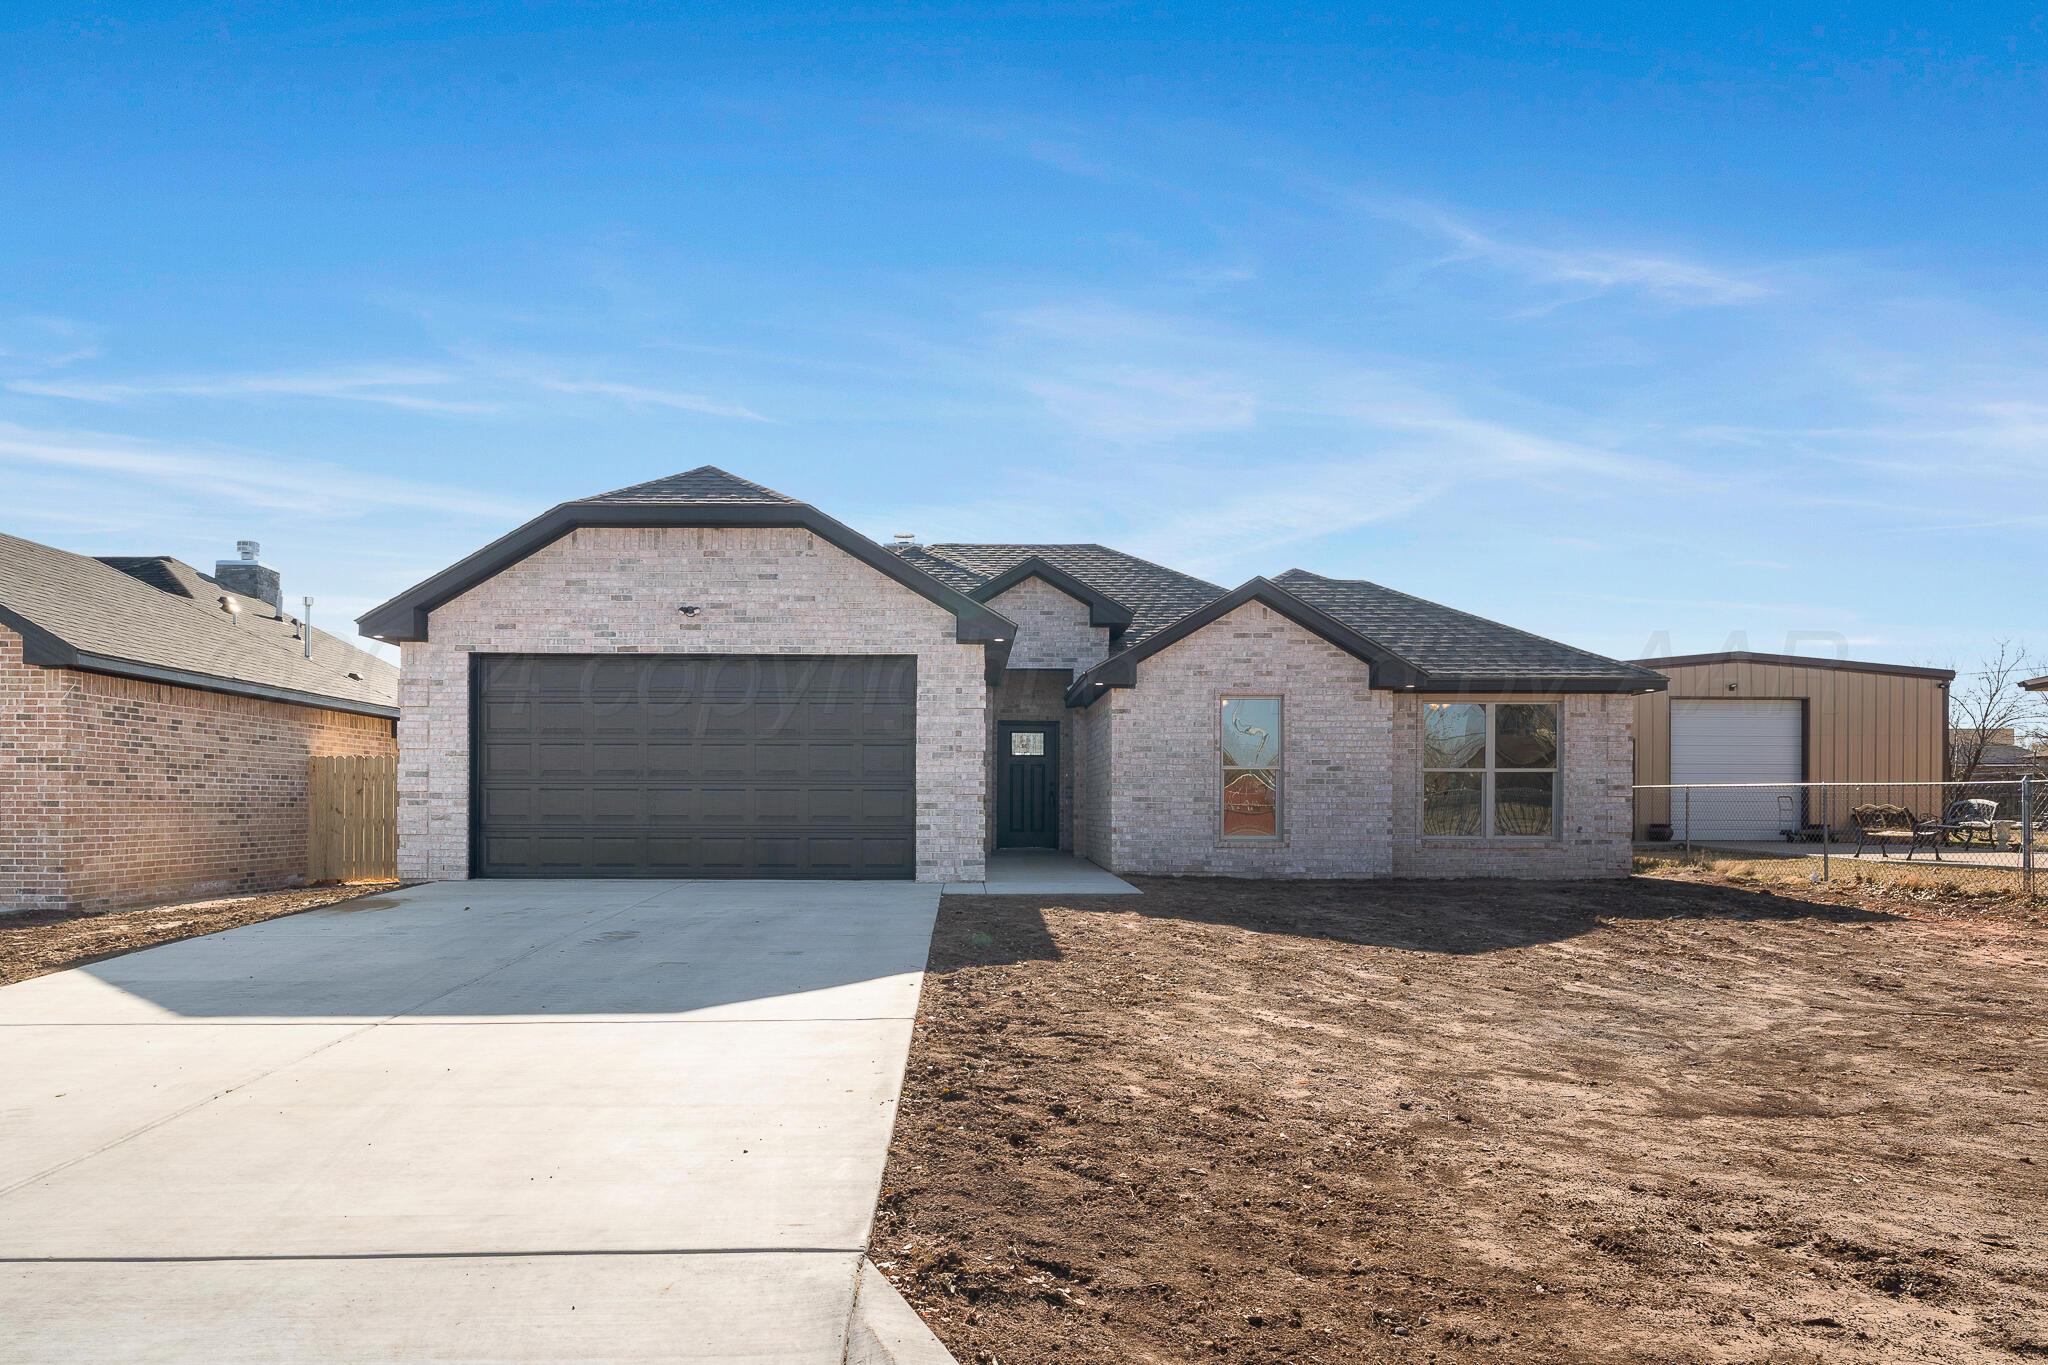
(885, 543, 1226, 647)
(97, 554, 268, 608)
(2025, 674, 2048, 692)
(0, 533, 398, 717)
(1964, 739, 2047, 770)
(1275, 570, 1666, 689)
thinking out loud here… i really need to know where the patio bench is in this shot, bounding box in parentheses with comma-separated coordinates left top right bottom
(1938, 798, 2002, 849)
(1849, 804, 1946, 861)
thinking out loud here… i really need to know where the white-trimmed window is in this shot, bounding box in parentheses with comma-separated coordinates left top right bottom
(1422, 702, 1559, 838)
(1220, 696, 1282, 839)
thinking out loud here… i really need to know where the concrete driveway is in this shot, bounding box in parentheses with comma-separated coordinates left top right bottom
(0, 879, 940, 1363)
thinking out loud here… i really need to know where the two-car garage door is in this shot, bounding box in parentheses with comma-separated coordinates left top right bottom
(473, 654, 916, 879)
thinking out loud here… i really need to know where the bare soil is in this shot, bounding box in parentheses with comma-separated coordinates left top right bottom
(0, 882, 404, 986)
(871, 873, 2048, 1363)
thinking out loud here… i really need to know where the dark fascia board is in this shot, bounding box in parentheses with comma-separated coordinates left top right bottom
(2024, 674, 2048, 692)
(1409, 673, 1667, 695)
(1064, 577, 1429, 706)
(1633, 650, 1955, 683)
(968, 557, 1134, 630)
(0, 605, 399, 718)
(68, 653, 401, 719)
(1061, 581, 1669, 706)
(356, 501, 1018, 663)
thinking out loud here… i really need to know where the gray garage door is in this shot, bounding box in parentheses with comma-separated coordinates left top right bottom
(473, 654, 916, 879)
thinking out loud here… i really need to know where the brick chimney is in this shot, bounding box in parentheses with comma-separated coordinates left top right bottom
(214, 540, 282, 614)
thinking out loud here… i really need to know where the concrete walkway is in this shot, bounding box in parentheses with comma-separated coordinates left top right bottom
(943, 850, 1142, 896)
(0, 879, 942, 1363)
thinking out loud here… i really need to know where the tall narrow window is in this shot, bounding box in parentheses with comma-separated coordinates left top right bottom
(1423, 702, 1559, 838)
(1220, 697, 1282, 839)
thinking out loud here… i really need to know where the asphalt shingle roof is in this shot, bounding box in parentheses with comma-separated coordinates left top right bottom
(367, 465, 1658, 690)
(887, 543, 1227, 647)
(1966, 740, 2046, 770)
(1273, 569, 1661, 684)
(0, 533, 398, 715)
(580, 466, 799, 505)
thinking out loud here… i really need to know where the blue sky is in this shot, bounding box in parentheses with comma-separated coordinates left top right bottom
(3, 5, 2042, 667)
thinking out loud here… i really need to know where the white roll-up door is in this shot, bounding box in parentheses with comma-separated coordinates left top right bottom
(1670, 699, 1804, 840)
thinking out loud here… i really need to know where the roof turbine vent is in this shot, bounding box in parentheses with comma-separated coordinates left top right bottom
(892, 532, 919, 547)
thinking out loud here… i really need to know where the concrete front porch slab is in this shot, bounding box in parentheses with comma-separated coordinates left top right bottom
(944, 850, 1142, 896)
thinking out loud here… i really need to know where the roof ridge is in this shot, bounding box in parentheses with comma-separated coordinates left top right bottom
(1254, 574, 1427, 671)
(928, 542, 1226, 592)
(1276, 567, 1629, 663)
(582, 465, 799, 504)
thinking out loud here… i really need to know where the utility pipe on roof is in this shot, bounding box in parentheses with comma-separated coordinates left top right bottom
(303, 596, 313, 659)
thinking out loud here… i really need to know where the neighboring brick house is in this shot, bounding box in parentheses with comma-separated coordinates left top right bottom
(1, 534, 398, 913)
(360, 467, 1665, 884)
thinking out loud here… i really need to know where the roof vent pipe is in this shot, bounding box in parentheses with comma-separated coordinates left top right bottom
(302, 596, 313, 659)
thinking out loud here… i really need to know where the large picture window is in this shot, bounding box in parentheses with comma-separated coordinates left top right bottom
(1423, 702, 1558, 838)
(1220, 696, 1282, 839)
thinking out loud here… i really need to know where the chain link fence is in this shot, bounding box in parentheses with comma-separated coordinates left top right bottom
(1635, 777, 2041, 899)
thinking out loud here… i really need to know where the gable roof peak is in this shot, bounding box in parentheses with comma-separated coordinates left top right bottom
(580, 466, 799, 506)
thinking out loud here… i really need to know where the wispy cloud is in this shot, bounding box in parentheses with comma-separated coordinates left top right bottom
(10, 365, 495, 414)
(1369, 198, 1774, 307)
(0, 314, 104, 369)
(529, 377, 770, 421)
(1023, 365, 1258, 442)
(0, 420, 531, 520)
(882, 298, 1685, 575)
(9, 358, 773, 421)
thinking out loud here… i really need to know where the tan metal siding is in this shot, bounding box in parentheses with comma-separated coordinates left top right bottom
(1633, 661, 1949, 835)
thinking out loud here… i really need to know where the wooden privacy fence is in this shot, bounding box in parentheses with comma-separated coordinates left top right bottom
(309, 754, 398, 882)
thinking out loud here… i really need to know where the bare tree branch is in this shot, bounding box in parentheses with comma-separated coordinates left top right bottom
(1948, 640, 2048, 782)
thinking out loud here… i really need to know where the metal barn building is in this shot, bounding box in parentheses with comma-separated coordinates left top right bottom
(1631, 651, 1954, 840)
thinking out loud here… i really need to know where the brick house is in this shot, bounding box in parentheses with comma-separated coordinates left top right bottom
(359, 467, 1665, 884)
(1, 534, 398, 913)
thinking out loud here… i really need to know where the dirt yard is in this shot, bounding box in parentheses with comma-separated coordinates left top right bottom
(0, 883, 403, 986)
(871, 874, 2048, 1363)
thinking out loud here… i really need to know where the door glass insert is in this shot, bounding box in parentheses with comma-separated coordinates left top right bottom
(1010, 731, 1046, 756)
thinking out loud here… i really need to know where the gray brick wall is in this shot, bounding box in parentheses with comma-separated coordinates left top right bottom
(398, 526, 988, 883)
(1075, 683, 1111, 864)
(1094, 603, 1395, 876)
(1076, 605, 1637, 880)
(984, 577, 1109, 676)
(1388, 692, 1636, 878)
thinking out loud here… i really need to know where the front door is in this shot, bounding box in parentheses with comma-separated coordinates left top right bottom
(997, 723, 1059, 849)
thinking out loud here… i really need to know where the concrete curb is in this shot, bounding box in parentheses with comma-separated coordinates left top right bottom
(844, 1259, 958, 1365)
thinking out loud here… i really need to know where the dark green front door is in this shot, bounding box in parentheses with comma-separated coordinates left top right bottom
(996, 723, 1059, 849)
